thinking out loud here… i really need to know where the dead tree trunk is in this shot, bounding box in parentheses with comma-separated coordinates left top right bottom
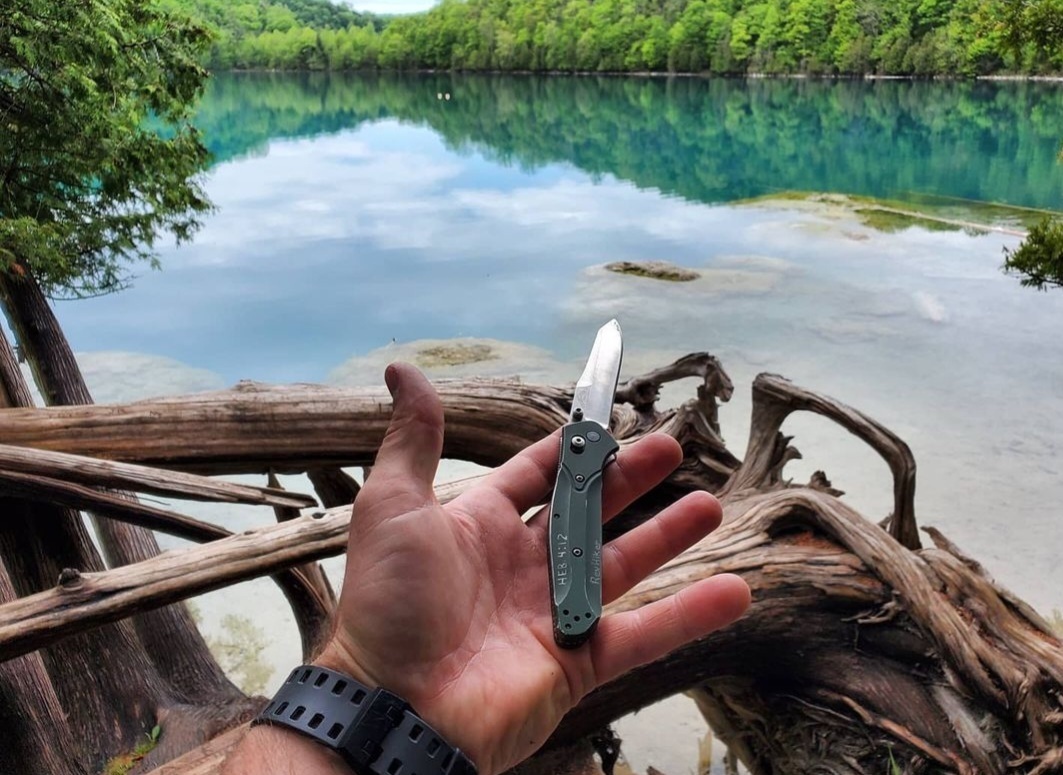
(0, 560, 86, 775)
(0, 269, 260, 768)
(0, 313, 176, 770)
(0, 329, 88, 775)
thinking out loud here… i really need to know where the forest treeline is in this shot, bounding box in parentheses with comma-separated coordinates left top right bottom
(162, 0, 1061, 76)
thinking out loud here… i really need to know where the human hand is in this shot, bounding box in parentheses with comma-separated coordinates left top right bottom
(311, 363, 750, 775)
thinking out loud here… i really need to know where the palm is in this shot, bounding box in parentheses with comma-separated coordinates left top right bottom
(319, 364, 749, 775)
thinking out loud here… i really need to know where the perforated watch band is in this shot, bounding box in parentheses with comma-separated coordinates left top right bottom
(252, 665, 477, 775)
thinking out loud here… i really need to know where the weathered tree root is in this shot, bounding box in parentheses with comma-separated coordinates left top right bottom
(0, 353, 1059, 774)
(725, 373, 920, 551)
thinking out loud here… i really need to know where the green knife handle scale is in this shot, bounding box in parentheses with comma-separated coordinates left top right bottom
(549, 420, 618, 649)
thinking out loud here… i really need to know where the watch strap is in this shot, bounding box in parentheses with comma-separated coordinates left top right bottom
(253, 665, 477, 775)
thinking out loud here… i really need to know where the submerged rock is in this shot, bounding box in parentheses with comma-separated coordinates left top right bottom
(415, 342, 497, 368)
(604, 260, 700, 282)
(855, 207, 962, 234)
(329, 337, 566, 385)
(740, 190, 1032, 236)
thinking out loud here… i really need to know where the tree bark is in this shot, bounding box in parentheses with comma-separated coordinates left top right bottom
(0, 442, 315, 507)
(0, 507, 353, 661)
(308, 467, 361, 508)
(0, 556, 88, 775)
(0, 380, 570, 472)
(0, 268, 256, 766)
(268, 470, 337, 647)
(0, 318, 85, 775)
(0, 313, 180, 768)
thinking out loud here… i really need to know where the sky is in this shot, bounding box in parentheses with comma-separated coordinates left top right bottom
(346, 0, 436, 14)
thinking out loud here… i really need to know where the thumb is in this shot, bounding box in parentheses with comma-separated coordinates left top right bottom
(362, 362, 444, 516)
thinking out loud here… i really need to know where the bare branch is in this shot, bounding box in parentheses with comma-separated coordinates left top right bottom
(0, 442, 316, 508)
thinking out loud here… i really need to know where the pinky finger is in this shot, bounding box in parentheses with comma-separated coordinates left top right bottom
(590, 574, 751, 687)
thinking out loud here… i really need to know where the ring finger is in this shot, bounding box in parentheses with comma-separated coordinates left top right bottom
(601, 490, 723, 605)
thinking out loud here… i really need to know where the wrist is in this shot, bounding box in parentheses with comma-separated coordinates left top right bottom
(314, 635, 380, 693)
(228, 724, 352, 774)
(314, 640, 486, 774)
(317, 642, 484, 770)
(256, 657, 482, 775)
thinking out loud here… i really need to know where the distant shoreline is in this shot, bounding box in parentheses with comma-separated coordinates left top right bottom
(223, 68, 1063, 82)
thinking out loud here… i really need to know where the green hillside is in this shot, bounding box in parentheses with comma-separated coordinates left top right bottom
(161, 0, 1062, 76)
(157, 0, 384, 67)
(159, 0, 379, 32)
(374, 0, 1013, 75)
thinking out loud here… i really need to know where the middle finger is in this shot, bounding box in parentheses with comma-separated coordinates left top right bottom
(526, 432, 683, 530)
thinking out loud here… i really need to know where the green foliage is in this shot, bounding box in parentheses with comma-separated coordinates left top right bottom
(0, 0, 214, 296)
(157, 0, 384, 69)
(103, 723, 163, 775)
(159, 0, 379, 35)
(176, 0, 1058, 75)
(205, 613, 273, 695)
(1004, 0, 1063, 69)
(887, 748, 902, 775)
(1003, 217, 1063, 290)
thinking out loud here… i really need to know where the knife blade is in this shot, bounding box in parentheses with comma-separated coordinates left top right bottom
(549, 319, 623, 648)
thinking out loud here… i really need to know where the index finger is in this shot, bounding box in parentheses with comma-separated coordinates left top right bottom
(455, 429, 562, 517)
(456, 431, 683, 523)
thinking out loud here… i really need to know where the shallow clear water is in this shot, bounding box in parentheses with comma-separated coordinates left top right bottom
(42, 73, 1063, 771)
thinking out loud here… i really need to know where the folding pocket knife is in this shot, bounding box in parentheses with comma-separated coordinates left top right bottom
(549, 319, 623, 648)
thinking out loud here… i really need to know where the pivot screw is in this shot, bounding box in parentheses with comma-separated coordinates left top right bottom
(571, 436, 586, 452)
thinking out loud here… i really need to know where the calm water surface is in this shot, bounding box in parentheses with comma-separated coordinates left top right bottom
(47, 75, 1063, 767)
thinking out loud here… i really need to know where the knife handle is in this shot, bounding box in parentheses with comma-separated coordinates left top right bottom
(549, 420, 618, 649)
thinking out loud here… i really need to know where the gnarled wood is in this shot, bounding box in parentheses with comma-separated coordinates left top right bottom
(615, 352, 733, 437)
(725, 373, 920, 550)
(2, 265, 251, 768)
(0, 465, 482, 661)
(138, 484, 1063, 775)
(0, 285, 188, 768)
(0, 327, 87, 775)
(2, 354, 1060, 775)
(267, 470, 336, 653)
(0, 380, 569, 472)
(0, 443, 316, 508)
(0, 508, 351, 661)
(307, 467, 361, 507)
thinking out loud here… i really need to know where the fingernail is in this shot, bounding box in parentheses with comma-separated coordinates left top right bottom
(384, 364, 400, 398)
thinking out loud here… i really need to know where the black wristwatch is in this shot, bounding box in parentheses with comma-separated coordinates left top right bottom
(252, 665, 477, 775)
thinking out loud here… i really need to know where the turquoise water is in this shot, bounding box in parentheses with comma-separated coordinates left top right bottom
(55, 74, 1063, 384)
(49, 75, 1063, 677)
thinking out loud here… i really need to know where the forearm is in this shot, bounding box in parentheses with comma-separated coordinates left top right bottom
(222, 725, 353, 775)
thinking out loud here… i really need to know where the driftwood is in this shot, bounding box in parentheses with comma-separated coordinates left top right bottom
(0, 379, 569, 472)
(0, 443, 317, 508)
(1, 354, 1061, 775)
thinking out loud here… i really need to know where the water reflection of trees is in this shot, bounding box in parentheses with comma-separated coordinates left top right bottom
(198, 73, 1063, 209)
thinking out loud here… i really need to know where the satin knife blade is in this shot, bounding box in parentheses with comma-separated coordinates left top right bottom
(549, 319, 623, 648)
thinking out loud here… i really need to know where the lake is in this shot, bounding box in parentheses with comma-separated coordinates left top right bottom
(47, 73, 1063, 774)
